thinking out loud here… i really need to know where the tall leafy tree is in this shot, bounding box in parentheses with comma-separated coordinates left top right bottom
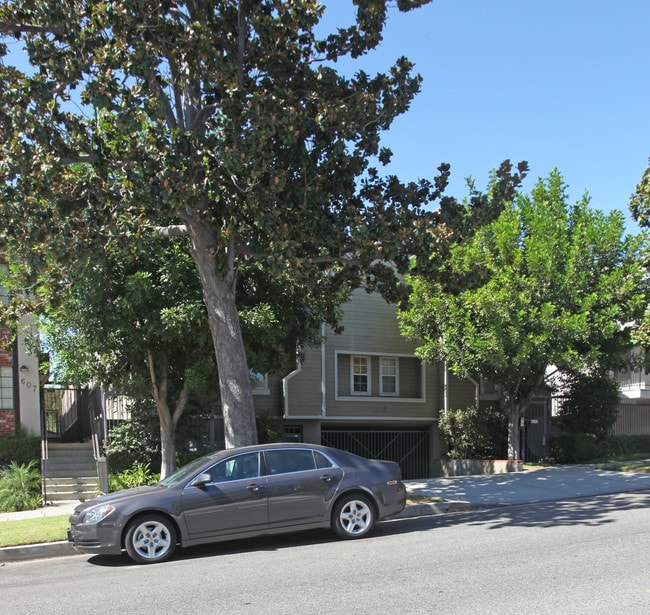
(40, 238, 341, 477)
(630, 158, 650, 346)
(400, 170, 647, 459)
(0, 0, 524, 447)
(41, 239, 212, 476)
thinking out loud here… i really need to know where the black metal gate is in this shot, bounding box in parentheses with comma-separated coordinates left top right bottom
(321, 428, 430, 479)
(42, 385, 89, 442)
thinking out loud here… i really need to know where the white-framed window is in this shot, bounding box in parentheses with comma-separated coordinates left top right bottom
(351, 355, 371, 395)
(380, 357, 399, 396)
(0, 366, 14, 409)
(335, 351, 425, 402)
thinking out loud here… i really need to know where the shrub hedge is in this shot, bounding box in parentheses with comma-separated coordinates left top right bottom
(438, 405, 508, 459)
(550, 433, 650, 463)
(0, 429, 41, 469)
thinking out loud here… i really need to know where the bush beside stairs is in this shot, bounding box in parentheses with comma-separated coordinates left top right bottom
(43, 442, 99, 502)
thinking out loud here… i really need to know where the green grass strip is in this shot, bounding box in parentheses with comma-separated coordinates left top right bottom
(0, 515, 69, 547)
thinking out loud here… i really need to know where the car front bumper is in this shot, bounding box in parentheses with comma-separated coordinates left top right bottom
(67, 519, 125, 555)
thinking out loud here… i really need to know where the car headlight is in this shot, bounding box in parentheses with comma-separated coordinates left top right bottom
(81, 504, 115, 524)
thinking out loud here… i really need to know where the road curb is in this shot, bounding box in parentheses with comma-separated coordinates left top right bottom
(0, 502, 467, 563)
(393, 501, 484, 518)
(0, 540, 77, 563)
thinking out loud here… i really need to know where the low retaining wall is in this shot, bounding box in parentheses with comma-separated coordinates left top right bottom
(434, 459, 523, 477)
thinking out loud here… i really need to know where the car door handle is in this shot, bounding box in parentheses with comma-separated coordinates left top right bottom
(320, 475, 333, 482)
(247, 483, 263, 492)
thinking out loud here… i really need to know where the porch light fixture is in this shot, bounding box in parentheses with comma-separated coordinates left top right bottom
(19, 365, 29, 373)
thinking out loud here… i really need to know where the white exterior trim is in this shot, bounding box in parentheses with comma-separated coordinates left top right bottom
(350, 354, 372, 396)
(334, 350, 426, 403)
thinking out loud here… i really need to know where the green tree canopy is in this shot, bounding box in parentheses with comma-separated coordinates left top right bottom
(0, 0, 525, 446)
(40, 239, 215, 477)
(400, 170, 647, 459)
(39, 237, 342, 476)
(630, 157, 650, 346)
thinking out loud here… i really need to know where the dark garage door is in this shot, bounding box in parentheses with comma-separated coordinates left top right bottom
(321, 428, 430, 479)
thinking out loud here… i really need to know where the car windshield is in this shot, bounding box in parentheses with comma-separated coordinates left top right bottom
(158, 452, 221, 487)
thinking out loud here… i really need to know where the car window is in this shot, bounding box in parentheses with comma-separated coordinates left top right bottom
(160, 451, 221, 487)
(206, 452, 260, 483)
(266, 449, 319, 474)
(314, 451, 334, 469)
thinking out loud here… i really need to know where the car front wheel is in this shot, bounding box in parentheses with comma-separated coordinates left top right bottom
(332, 494, 376, 539)
(124, 514, 177, 564)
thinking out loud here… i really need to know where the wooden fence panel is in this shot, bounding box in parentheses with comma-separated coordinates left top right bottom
(613, 402, 650, 435)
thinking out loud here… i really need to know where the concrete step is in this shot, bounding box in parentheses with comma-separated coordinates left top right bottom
(45, 477, 97, 488)
(43, 442, 99, 501)
(45, 489, 98, 502)
(44, 462, 97, 478)
(45, 478, 98, 502)
(47, 442, 94, 451)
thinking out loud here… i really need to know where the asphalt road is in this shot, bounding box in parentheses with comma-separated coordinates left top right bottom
(2, 491, 649, 615)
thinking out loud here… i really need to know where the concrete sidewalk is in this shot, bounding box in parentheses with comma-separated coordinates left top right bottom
(2, 464, 650, 563)
(0, 499, 80, 523)
(405, 463, 650, 507)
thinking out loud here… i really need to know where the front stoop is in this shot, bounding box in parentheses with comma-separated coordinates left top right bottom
(43, 442, 99, 502)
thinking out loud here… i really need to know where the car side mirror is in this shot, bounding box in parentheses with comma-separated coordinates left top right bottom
(192, 473, 212, 488)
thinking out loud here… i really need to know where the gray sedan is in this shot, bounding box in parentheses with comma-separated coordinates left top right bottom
(68, 442, 406, 564)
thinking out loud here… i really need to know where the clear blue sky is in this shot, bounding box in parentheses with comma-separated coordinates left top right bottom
(4, 1, 648, 233)
(321, 0, 650, 234)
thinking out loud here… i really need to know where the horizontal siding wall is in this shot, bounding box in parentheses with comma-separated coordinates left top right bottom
(334, 289, 414, 355)
(399, 357, 423, 398)
(284, 343, 323, 417)
(335, 353, 423, 399)
(446, 372, 477, 411)
(323, 289, 436, 421)
(252, 377, 284, 416)
(283, 288, 464, 427)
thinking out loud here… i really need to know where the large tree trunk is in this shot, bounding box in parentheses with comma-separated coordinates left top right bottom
(148, 352, 190, 478)
(158, 411, 177, 479)
(156, 390, 188, 478)
(188, 222, 258, 449)
(506, 411, 520, 461)
(504, 367, 547, 461)
(505, 400, 523, 461)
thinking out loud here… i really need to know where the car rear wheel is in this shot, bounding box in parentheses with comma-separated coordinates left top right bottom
(124, 514, 177, 564)
(332, 494, 376, 539)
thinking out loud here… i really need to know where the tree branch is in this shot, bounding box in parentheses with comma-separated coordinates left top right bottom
(159, 41, 185, 130)
(58, 154, 100, 165)
(0, 21, 64, 37)
(158, 224, 188, 237)
(148, 75, 178, 131)
(192, 103, 219, 134)
(171, 379, 189, 426)
(155, 224, 363, 268)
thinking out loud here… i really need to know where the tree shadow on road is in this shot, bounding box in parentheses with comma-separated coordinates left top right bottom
(379, 491, 650, 536)
(85, 528, 339, 567)
(85, 491, 650, 567)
